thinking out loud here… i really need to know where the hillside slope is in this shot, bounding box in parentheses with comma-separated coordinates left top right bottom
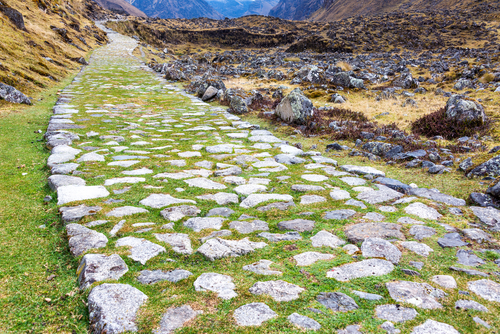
(0, 0, 108, 108)
(126, 0, 223, 19)
(92, 0, 146, 17)
(269, 0, 323, 20)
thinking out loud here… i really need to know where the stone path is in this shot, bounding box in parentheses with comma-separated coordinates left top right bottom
(44, 25, 500, 333)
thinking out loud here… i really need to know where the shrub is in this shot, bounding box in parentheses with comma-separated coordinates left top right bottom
(411, 107, 491, 140)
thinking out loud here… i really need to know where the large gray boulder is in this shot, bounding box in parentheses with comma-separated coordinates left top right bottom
(66, 224, 108, 257)
(0, 82, 31, 104)
(275, 88, 314, 125)
(445, 95, 486, 124)
(467, 155, 500, 178)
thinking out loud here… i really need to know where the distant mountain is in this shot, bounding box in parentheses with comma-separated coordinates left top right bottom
(204, 0, 278, 18)
(92, 0, 147, 17)
(125, 0, 223, 19)
(268, 0, 323, 20)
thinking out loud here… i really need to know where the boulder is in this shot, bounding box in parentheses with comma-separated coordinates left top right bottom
(0, 82, 31, 105)
(445, 95, 486, 124)
(275, 88, 314, 125)
(0, 6, 25, 30)
(467, 155, 500, 178)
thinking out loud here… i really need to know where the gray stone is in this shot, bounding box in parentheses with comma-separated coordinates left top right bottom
(77, 254, 128, 289)
(317, 292, 358, 312)
(88, 283, 147, 334)
(66, 224, 108, 257)
(340, 165, 385, 177)
(470, 206, 500, 231)
(249, 280, 304, 301)
(300, 195, 326, 205)
(386, 281, 446, 309)
(455, 299, 488, 312)
(154, 233, 193, 254)
(405, 202, 442, 220)
(400, 241, 433, 257)
(409, 225, 436, 240)
(234, 184, 266, 195)
(137, 269, 193, 284)
(311, 230, 346, 248)
(206, 207, 235, 217)
(278, 219, 315, 232)
(257, 201, 296, 212)
(375, 304, 418, 323)
(352, 290, 383, 301)
(184, 217, 224, 232)
(229, 220, 269, 233)
(410, 320, 460, 334)
(106, 206, 149, 218)
(77, 152, 105, 162)
(288, 313, 321, 331)
(462, 228, 491, 242)
(397, 217, 424, 225)
(437, 233, 469, 248)
(57, 185, 110, 205)
(291, 184, 325, 192)
(431, 275, 457, 289)
(233, 303, 277, 326)
(197, 192, 239, 205)
(240, 194, 293, 208)
(258, 232, 302, 242)
(243, 260, 282, 275)
(457, 249, 485, 266)
(51, 163, 80, 175)
(374, 177, 411, 194)
(467, 155, 500, 178)
(60, 205, 101, 223)
(340, 177, 366, 186)
(473, 317, 491, 329)
(337, 325, 363, 334)
(302, 174, 329, 182)
(450, 266, 489, 277)
(468, 279, 500, 302)
(381, 321, 400, 334)
(48, 175, 85, 191)
(363, 212, 385, 222)
(330, 189, 351, 200)
(445, 95, 486, 123)
(197, 237, 266, 261)
(327, 259, 394, 281)
(199, 230, 232, 243)
(294, 252, 334, 266)
(345, 199, 367, 209)
(115, 237, 166, 265)
(153, 305, 201, 334)
(193, 273, 237, 299)
(0, 82, 31, 104)
(343, 244, 360, 254)
(139, 194, 196, 209)
(357, 185, 403, 204)
(361, 237, 402, 264)
(409, 188, 465, 206)
(345, 223, 404, 243)
(275, 154, 306, 164)
(160, 205, 200, 222)
(104, 177, 146, 186)
(324, 209, 356, 220)
(275, 88, 314, 124)
(184, 178, 226, 190)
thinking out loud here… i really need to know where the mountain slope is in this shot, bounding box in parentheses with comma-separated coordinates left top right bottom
(205, 0, 278, 18)
(245, 0, 279, 16)
(311, 0, 497, 21)
(269, 0, 323, 20)
(92, 0, 146, 17)
(126, 0, 223, 19)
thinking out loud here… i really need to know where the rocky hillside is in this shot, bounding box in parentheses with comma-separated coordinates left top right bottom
(0, 0, 108, 108)
(92, 0, 146, 17)
(126, 0, 223, 19)
(311, 0, 498, 21)
(268, 0, 324, 20)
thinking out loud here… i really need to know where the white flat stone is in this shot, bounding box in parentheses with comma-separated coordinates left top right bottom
(330, 189, 351, 200)
(106, 206, 149, 217)
(184, 178, 226, 190)
(301, 174, 328, 182)
(300, 195, 326, 205)
(57, 185, 110, 205)
(194, 273, 237, 299)
(139, 194, 196, 209)
(104, 177, 146, 186)
(294, 252, 334, 266)
(240, 194, 294, 208)
(405, 202, 442, 220)
(108, 160, 140, 167)
(234, 184, 267, 195)
(122, 168, 153, 175)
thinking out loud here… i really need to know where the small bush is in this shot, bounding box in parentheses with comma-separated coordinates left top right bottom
(411, 107, 491, 140)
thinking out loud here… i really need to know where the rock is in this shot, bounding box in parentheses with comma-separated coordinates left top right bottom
(160, 205, 200, 222)
(337, 325, 363, 334)
(274, 154, 306, 164)
(469, 192, 497, 207)
(467, 155, 500, 178)
(343, 244, 360, 254)
(455, 300, 488, 312)
(66, 224, 108, 257)
(340, 165, 385, 177)
(140, 194, 196, 209)
(60, 204, 101, 223)
(291, 184, 325, 192)
(462, 228, 491, 242)
(137, 269, 193, 284)
(330, 189, 351, 200)
(363, 212, 385, 222)
(386, 281, 446, 309)
(381, 321, 400, 334)
(0, 82, 31, 104)
(311, 230, 346, 248)
(437, 233, 469, 248)
(153, 305, 201, 334)
(197, 238, 267, 261)
(431, 275, 457, 289)
(300, 195, 326, 205)
(184, 178, 226, 190)
(445, 95, 486, 123)
(275, 88, 314, 125)
(278, 219, 315, 232)
(197, 192, 239, 205)
(257, 201, 295, 212)
(409, 225, 436, 240)
(228, 95, 248, 114)
(449, 266, 488, 277)
(302, 174, 329, 182)
(327, 259, 394, 281)
(294, 252, 334, 266)
(357, 185, 404, 204)
(345, 223, 404, 243)
(57, 185, 110, 205)
(249, 280, 304, 301)
(324, 209, 357, 220)
(229, 220, 269, 233)
(400, 241, 433, 257)
(456, 249, 485, 266)
(405, 202, 442, 220)
(352, 290, 383, 300)
(104, 177, 145, 186)
(183, 217, 224, 232)
(470, 206, 500, 231)
(486, 180, 500, 198)
(234, 184, 266, 195)
(206, 207, 235, 217)
(77, 254, 128, 289)
(199, 230, 232, 242)
(106, 206, 149, 218)
(233, 303, 277, 326)
(115, 237, 166, 265)
(288, 313, 321, 331)
(409, 188, 465, 206)
(154, 233, 193, 254)
(51, 162, 80, 175)
(410, 320, 460, 334)
(48, 175, 85, 191)
(374, 177, 411, 194)
(468, 279, 500, 302)
(240, 194, 293, 208)
(202, 86, 218, 101)
(473, 317, 491, 329)
(243, 260, 282, 275)
(193, 273, 237, 299)
(361, 237, 402, 264)
(88, 283, 147, 334)
(317, 292, 358, 312)
(375, 304, 418, 323)
(258, 231, 302, 242)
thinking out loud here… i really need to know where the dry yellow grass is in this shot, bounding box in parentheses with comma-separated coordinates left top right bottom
(336, 61, 352, 71)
